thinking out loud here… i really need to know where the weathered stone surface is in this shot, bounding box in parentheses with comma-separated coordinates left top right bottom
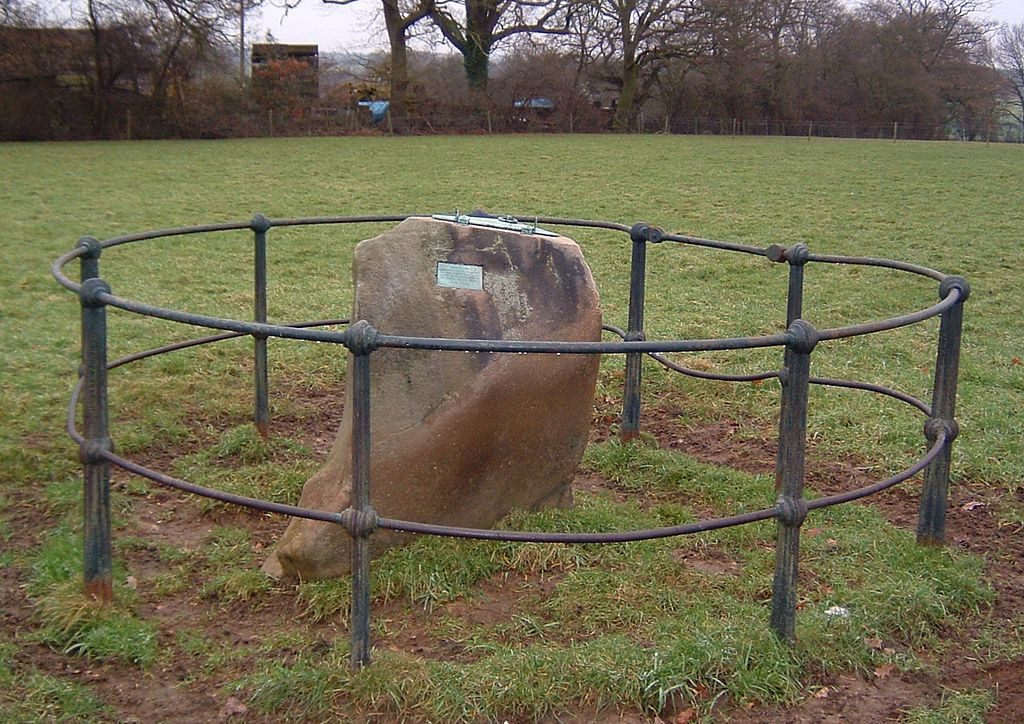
(263, 217, 601, 580)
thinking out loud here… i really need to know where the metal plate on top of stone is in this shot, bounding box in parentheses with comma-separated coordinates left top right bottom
(263, 215, 601, 580)
(431, 211, 559, 237)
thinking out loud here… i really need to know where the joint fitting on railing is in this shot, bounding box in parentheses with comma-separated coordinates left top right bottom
(341, 506, 379, 538)
(79, 278, 111, 307)
(345, 319, 380, 356)
(785, 319, 818, 354)
(775, 495, 808, 528)
(250, 213, 272, 234)
(77, 236, 102, 259)
(78, 437, 113, 464)
(938, 275, 970, 303)
(629, 222, 648, 243)
(787, 243, 810, 266)
(624, 330, 646, 342)
(629, 222, 664, 244)
(765, 243, 809, 265)
(924, 417, 959, 444)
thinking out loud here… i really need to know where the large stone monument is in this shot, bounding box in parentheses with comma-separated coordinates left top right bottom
(263, 216, 602, 580)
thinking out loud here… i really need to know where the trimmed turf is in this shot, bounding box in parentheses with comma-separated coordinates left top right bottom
(1, 135, 1021, 719)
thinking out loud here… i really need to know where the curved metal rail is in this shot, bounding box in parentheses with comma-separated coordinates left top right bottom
(53, 212, 969, 668)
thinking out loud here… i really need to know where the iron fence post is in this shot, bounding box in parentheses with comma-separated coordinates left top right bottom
(78, 237, 114, 602)
(251, 214, 271, 438)
(621, 223, 662, 441)
(917, 276, 969, 545)
(346, 320, 379, 668)
(767, 242, 809, 494)
(770, 319, 816, 642)
(765, 243, 809, 327)
(784, 245, 808, 325)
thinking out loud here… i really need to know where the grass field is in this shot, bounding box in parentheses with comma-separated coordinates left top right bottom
(1, 135, 1022, 721)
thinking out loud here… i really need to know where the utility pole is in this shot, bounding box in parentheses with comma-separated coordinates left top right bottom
(239, 0, 246, 86)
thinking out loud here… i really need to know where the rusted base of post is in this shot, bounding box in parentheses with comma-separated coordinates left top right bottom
(84, 577, 114, 602)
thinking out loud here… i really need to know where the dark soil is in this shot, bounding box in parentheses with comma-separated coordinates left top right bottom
(3, 393, 1021, 723)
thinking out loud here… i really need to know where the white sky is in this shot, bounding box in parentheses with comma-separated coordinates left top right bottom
(251, 1, 377, 52)
(250, 0, 1024, 52)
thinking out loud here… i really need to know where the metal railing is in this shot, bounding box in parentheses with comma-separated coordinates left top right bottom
(52, 214, 968, 668)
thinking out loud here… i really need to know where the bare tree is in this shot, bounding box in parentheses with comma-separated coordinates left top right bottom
(76, 0, 241, 136)
(429, 0, 573, 91)
(821, 0, 993, 136)
(859, 0, 992, 71)
(995, 23, 1024, 138)
(1, 0, 45, 24)
(139, 0, 246, 115)
(578, 0, 705, 130)
(322, 0, 433, 128)
(757, 0, 842, 119)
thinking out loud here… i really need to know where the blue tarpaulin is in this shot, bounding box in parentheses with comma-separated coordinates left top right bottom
(357, 100, 390, 124)
(513, 97, 555, 110)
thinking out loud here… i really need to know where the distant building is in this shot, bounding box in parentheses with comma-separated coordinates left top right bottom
(0, 26, 90, 82)
(0, 25, 118, 140)
(251, 43, 319, 101)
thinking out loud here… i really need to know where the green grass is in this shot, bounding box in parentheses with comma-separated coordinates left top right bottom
(24, 521, 159, 668)
(3, 136, 1022, 483)
(903, 687, 996, 723)
(199, 526, 277, 603)
(30, 580, 159, 668)
(263, 441, 991, 720)
(1, 135, 1021, 719)
(1, 635, 112, 722)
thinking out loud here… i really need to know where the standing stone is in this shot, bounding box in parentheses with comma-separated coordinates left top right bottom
(263, 217, 601, 580)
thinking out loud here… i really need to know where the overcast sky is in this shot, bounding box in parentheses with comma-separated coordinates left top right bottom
(249, 0, 1024, 53)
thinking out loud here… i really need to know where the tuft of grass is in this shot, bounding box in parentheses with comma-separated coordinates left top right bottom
(584, 438, 773, 512)
(114, 535, 190, 564)
(169, 426, 314, 511)
(211, 423, 306, 464)
(204, 567, 274, 603)
(150, 566, 194, 597)
(32, 582, 158, 668)
(26, 525, 82, 597)
(903, 687, 996, 724)
(239, 640, 350, 720)
(1, 635, 111, 722)
(174, 630, 254, 680)
(199, 527, 275, 603)
(297, 578, 352, 622)
(995, 501, 1024, 532)
(967, 612, 1024, 664)
(238, 631, 797, 721)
